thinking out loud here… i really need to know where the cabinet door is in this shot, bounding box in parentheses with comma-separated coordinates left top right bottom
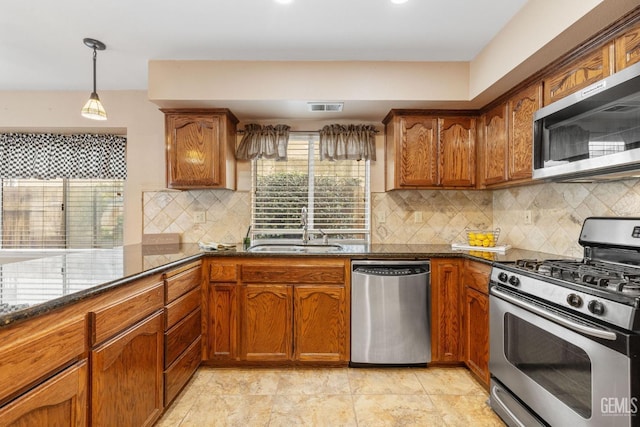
(0, 361, 87, 427)
(204, 283, 238, 361)
(543, 44, 612, 106)
(293, 285, 347, 362)
(91, 311, 163, 427)
(166, 113, 221, 188)
(480, 104, 508, 186)
(615, 20, 640, 71)
(464, 287, 489, 386)
(398, 116, 439, 187)
(240, 284, 292, 361)
(508, 83, 541, 181)
(430, 259, 462, 362)
(439, 117, 476, 187)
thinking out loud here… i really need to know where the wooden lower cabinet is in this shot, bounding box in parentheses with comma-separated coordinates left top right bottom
(90, 311, 164, 427)
(464, 287, 489, 385)
(430, 258, 463, 363)
(240, 284, 293, 361)
(203, 257, 349, 365)
(205, 283, 238, 361)
(462, 260, 491, 387)
(294, 285, 347, 362)
(0, 361, 87, 427)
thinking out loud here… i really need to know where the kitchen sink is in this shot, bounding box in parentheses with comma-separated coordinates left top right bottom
(247, 243, 344, 253)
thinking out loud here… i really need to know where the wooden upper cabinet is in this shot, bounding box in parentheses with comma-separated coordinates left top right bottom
(439, 117, 476, 187)
(508, 83, 542, 181)
(615, 20, 640, 71)
(543, 44, 613, 106)
(384, 113, 439, 189)
(384, 111, 476, 189)
(163, 109, 238, 190)
(479, 104, 508, 186)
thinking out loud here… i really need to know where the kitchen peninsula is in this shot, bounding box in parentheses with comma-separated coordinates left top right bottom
(0, 243, 553, 426)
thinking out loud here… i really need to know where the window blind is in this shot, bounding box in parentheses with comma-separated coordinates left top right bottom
(1, 179, 124, 249)
(252, 133, 369, 242)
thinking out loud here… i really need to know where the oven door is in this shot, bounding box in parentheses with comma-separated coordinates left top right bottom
(490, 286, 637, 427)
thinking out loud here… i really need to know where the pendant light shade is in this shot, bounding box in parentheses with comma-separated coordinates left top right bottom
(81, 38, 107, 120)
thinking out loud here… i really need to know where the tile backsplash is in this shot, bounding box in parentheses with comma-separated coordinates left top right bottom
(494, 178, 640, 258)
(143, 178, 640, 258)
(143, 190, 250, 244)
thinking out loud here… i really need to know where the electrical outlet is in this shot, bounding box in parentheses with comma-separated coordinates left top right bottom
(376, 211, 386, 224)
(194, 211, 206, 224)
(414, 211, 423, 223)
(524, 210, 532, 225)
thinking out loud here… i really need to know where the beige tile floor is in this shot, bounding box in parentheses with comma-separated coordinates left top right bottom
(156, 366, 506, 426)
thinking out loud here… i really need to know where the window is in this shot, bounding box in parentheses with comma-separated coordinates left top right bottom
(1, 179, 124, 249)
(252, 133, 370, 243)
(0, 132, 127, 250)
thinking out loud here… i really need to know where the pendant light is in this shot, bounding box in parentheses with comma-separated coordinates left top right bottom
(81, 38, 107, 120)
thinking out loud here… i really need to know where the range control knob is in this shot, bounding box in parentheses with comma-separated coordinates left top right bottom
(498, 272, 509, 283)
(588, 300, 605, 316)
(508, 275, 520, 287)
(566, 293, 583, 308)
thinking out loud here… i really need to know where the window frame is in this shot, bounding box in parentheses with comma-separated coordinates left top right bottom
(250, 132, 370, 245)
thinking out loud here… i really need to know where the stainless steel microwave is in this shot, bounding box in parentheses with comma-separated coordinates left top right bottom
(533, 61, 640, 182)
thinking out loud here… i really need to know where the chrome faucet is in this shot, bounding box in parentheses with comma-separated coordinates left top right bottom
(301, 206, 308, 243)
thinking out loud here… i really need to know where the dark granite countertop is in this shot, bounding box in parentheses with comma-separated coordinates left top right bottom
(0, 242, 565, 329)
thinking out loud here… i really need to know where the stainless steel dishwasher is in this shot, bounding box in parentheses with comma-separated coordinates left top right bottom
(351, 260, 431, 366)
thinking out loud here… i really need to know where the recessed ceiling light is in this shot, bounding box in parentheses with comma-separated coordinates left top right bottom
(274, 0, 293, 4)
(390, 0, 409, 4)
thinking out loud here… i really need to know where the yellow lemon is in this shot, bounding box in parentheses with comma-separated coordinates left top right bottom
(487, 233, 494, 241)
(483, 239, 490, 247)
(468, 232, 476, 240)
(475, 233, 484, 240)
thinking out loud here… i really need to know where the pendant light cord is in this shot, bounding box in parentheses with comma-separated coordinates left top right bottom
(92, 48, 97, 94)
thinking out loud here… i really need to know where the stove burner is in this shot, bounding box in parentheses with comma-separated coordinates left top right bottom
(514, 258, 640, 297)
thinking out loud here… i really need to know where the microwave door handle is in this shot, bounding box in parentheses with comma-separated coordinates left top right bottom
(491, 287, 617, 341)
(490, 384, 528, 427)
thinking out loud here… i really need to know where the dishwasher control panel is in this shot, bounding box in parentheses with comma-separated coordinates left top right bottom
(354, 266, 428, 276)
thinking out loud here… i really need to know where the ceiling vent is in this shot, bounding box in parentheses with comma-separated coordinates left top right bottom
(307, 102, 344, 112)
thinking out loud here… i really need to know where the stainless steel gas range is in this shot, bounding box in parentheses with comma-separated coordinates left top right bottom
(489, 217, 640, 427)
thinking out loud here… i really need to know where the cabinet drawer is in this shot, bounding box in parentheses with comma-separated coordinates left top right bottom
(165, 287, 201, 330)
(164, 336, 201, 406)
(165, 263, 202, 303)
(89, 280, 164, 345)
(464, 261, 491, 294)
(241, 264, 345, 284)
(165, 308, 201, 367)
(209, 262, 237, 282)
(0, 317, 85, 405)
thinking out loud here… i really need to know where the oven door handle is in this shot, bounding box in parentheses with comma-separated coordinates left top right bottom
(491, 286, 617, 341)
(490, 384, 527, 427)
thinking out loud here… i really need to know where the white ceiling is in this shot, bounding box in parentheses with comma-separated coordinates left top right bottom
(1, 0, 527, 92)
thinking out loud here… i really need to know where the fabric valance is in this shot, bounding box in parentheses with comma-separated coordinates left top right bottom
(235, 124, 290, 161)
(0, 133, 127, 179)
(319, 124, 376, 161)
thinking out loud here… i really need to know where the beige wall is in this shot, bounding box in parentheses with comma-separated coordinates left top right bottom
(0, 90, 166, 245)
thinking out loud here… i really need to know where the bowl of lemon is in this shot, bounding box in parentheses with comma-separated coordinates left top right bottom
(466, 228, 500, 248)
